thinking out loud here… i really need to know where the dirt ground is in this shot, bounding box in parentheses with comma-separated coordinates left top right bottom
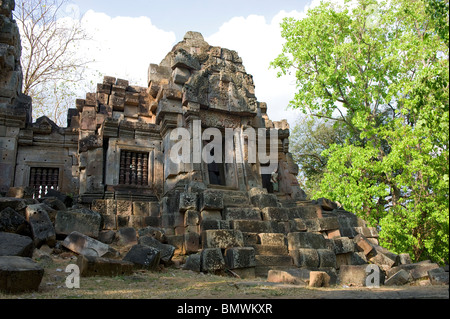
(0, 255, 448, 300)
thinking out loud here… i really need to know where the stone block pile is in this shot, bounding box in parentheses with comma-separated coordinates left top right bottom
(176, 188, 448, 288)
(0, 189, 178, 293)
(0, 186, 448, 293)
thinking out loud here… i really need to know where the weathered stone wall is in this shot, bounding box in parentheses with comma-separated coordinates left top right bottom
(13, 116, 79, 195)
(0, 0, 31, 193)
(72, 76, 164, 204)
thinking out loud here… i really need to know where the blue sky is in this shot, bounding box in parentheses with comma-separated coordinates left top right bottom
(71, 0, 311, 40)
(60, 0, 319, 125)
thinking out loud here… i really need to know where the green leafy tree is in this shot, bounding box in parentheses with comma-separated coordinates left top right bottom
(289, 116, 349, 198)
(271, 0, 449, 263)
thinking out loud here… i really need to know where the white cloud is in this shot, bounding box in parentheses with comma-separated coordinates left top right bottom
(79, 10, 176, 87)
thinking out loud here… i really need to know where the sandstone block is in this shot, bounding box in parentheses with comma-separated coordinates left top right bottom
(0, 207, 28, 234)
(179, 192, 198, 212)
(132, 201, 150, 216)
(202, 229, 244, 249)
(333, 237, 355, 254)
(101, 214, 117, 230)
(304, 219, 321, 232)
(97, 82, 112, 94)
(25, 204, 56, 248)
(91, 199, 108, 215)
(124, 92, 139, 107)
(319, 217, 340, 231)
(304, 217, 340, 232)
(326, 229, 341, 239)
(230, 220, 273, 233)
(200, 209, 222, 221)
(109, 93, 125, 111)
(184, 232, 200, 254)
(290, 248, 319, 268)
(165, 235, 185, 255)
(276, 221, 290, 234)
(288, 219, 307, 232)
(255, 265, 293, 278)
(267, 268, 308, 286)
(224, 247, 256, 269)
(223, 207, 261, 220)
(55, 207, 101, 238)
(145, 216, 160, 228)
(287, 232, 327, 250)
(0, 232, 33, 257)
(317, 249, 337, 268)
(98, 230, 116, 244)
(172, 49, 201, 70)
(353, 234, 375, 257)
(200, 190, 223, 210)
(200, 219, 230, 231)
(336, 251, 367, 269)
(117, 227, 138, 246)
(339, 227, 358, 238)
(103, 76, 116, 85)
(62, 231, 111, 257)
(116, 200, 133, 216)
(128, 215, 147, 229)
(222, 192, 250, 207)
(0, 256, 44, 293)
(258, 233, 285, 246)
(261, 207, 289, 221)
(172, 67, 191, 85)
(77, 255, 134, 277)
(184, 210, 199, 226)
(242, 232, 259, 246)
(255, 255, 293, 267)
(428, 268, 449, 285)
(250, 193, 278, 208)
(123, 244, 160, 270)
(350, 252, 368, 265)
(309, 271, 331, 287)
(287, 205, 320, 219)
(183, 253, 201, 272)
(385, 269, 410, 286)
(336, 252, 351, 269)
(201, 248, 225, 273)
(252, 244, 287, 255)
(368, 248, 399, 272)
(387, 262, 440, 280)
(139, 235, 175, 264)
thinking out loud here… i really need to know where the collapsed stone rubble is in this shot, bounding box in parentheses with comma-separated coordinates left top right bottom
(0, 0, 448, 293)
(0, 190, 448, 293)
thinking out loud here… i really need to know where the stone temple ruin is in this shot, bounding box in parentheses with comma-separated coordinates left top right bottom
(0, 0, 448, 293)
